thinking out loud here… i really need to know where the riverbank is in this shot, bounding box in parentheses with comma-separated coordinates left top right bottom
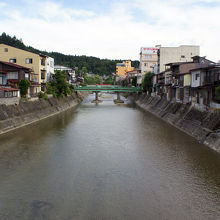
(131, 94, 220, 153)
(0, 92, 87, 136)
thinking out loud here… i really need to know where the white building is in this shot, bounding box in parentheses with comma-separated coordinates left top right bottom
(46, 57, 54, 81)
(158, 45, 200, 73)
(140, 47, 159, 75)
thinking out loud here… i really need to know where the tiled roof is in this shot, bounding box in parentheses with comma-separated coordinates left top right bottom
(0, 61, 30, 70)
(0, 87, 18, 92)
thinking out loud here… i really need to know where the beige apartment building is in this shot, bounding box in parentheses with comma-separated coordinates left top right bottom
(140, 47, 159, 75)
(0, 44, 49, 92)
(158, 45, 200, 73)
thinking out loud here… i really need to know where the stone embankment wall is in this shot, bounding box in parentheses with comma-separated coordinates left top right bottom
(0, 93, 86, 135)
(132, 94, 220, 153)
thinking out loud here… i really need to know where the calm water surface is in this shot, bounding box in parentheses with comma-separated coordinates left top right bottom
(0, 94, 219, 220)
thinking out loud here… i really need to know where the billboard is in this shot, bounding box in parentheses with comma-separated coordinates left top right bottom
(141, 47, 159, 55)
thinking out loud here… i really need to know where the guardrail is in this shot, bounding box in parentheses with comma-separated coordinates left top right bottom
(75, 85, 142, 93)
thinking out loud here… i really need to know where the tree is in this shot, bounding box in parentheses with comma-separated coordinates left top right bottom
(54, 70, 70, 96)
(142, 72, 154, 93)
(131, 76, 137, 86)
(18, 79, 31, 97)
(0, 33, 140, 76)
(215, 86, 220, 101)
(48, 70, 70, 97)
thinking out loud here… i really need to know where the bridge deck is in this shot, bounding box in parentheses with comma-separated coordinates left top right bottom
(75, 85, 142, 93)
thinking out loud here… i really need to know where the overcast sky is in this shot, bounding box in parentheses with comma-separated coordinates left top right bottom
(0, 0, 220, 61)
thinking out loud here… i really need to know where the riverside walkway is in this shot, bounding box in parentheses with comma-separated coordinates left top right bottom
(75, 85, 142, 103)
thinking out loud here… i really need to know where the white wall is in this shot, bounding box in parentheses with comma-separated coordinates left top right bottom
(191, 71, 201, 87)
(159, 45, 200, 73)
(46, 57, 54, 81)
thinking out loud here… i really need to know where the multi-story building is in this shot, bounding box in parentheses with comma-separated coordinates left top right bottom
(157, 45, 200, 73)
(0, 61, 39, 103)
(163, 56, 215, 103)
(140, 47, 159, 75)
(0, 44, 54, 92)
(116, 60, 134, 78)
(46, 57, 54, 81)
(191, 65, 220, 109)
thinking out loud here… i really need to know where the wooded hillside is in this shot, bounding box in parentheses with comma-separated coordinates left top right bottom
(0, 33, 139, 75)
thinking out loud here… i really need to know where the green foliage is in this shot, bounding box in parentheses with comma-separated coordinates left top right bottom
(46, 71, 71, 97)
(38, 91, 48, 100)
(142, 72, 154, 93)
(84, 74, 102, 85)
(81, 66, 88, 76)
(45, 82, 53, 94)
(121, 78, 128, 87)
(0, 33, 140, 76)
(103, 77, 114, 84)
(215, 86, 220, 100)
(131, 76, 137, 86)
(18, 79, 31, 97)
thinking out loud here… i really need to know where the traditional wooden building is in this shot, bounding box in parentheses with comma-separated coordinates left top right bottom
(0, 61, 39, 97)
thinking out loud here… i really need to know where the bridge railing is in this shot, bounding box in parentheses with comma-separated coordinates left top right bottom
(75, 85, 142, 92)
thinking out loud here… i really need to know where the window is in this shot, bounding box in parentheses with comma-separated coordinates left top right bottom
(195, 73, 200, 80)
(25, 73, 29, 79)
(13, 91, 18, 97)
(145, 55, 152, 59)
(7, 72, 18, 79)
(41, 71, 45, 79)
(26, 58, 33, 64)
(181, 55, 185, 58)
(50, 61, 54, 67)
(4, 48, 8, 52)
(144, 63, 148, 67)
(0, 76, 2, 84)
(9, 58, 16, 63)
(41, 59, 45, 65)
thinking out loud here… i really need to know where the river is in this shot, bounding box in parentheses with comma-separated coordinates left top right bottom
(0, 94, 219, 220)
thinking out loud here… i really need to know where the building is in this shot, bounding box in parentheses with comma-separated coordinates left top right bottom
(157, 45, 200, 73)
(116, 60, 134, 78)
(46, 57, 54, 81)
(0, 44, 54, 92)
(163, 56, 215, 103)
(140, 47, 159, 75)
(191, 65, 220, 109)
(0, 61, 39, 101)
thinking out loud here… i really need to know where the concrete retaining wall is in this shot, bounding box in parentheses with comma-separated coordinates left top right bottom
(132, 94, 220, 153)
(0, 93, 85, 135)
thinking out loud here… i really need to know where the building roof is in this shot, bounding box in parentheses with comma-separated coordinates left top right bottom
(165, 62, 193, 66)
(0, 61, 31, 71)
(0, 87, 18, 92)
(190, 64, 220, 72)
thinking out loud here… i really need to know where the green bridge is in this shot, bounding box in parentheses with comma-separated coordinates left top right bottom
(75, 85, 142, 103)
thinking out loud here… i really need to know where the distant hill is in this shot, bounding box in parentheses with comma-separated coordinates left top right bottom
(0, 32, 139, 76)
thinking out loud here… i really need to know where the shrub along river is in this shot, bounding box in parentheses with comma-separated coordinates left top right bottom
(0, 94, 219, 220)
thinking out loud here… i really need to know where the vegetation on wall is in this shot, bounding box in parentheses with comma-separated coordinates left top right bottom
(0, 32, 139, 76)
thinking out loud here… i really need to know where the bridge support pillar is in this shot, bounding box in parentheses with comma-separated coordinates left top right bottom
(92, 91, 102, 103)
(114, 92, 124, 104)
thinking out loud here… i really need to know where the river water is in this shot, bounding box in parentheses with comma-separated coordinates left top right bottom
(0, 94, 219, 220)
